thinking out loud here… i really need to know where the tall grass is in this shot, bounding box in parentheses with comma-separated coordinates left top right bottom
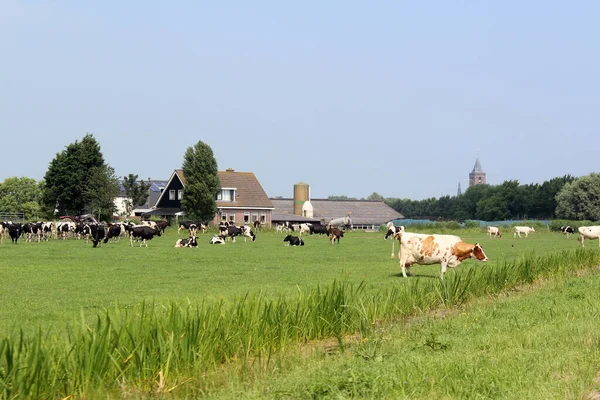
(1, 248, 599, 398)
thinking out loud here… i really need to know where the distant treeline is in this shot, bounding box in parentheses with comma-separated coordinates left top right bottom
(385, 175, 577, 221)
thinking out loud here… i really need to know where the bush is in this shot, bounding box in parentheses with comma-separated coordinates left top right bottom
(548, 219, 596, 232)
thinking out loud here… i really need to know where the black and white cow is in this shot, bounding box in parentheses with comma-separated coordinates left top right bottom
(89, 223, 107, 248)
(22, 222, 42, 243)
(175, 236, 198, 248)
(7, 223, 22, 244)
(129, 226, 161, 247)
(223, 225, 256, 242)
(561, 225, 575, 239)
(209, 235, 226, 244)
(384, 225, 405, 240)
(102, 224, 123, 244)
(283, 235, 304, 246)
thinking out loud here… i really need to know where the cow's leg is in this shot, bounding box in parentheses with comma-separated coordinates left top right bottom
(399, 254, 409, 278)
(130, 236, 134, 247)
(440, 259, 448, 280)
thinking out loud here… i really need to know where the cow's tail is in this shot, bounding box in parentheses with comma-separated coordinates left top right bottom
(391, 231, 402, 260)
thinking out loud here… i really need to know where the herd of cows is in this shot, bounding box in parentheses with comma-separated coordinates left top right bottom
(2, 219, 600, 279)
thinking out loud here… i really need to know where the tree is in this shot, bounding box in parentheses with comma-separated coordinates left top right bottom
(84, 165, 121, 221)
(0, 177, 43, 220)
(41, 133, 106, 216)
(181, 141, 220, 222)
(327, 195, 357, 200)
(122, 174, 150, 216)
(555, 173, 600, 220)
(366, 192, 384, 201)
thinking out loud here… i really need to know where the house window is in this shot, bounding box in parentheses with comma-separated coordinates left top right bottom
(216, 188, 236, 202)
(252, 213, 258, 222)
(229, 214, 235, 223)
(221, 213, 228, 222)
(178, 189, 184, 199)
(260, 213, 266, 223)
(244, 212, 250, 224)
(169, 190, 175, 200)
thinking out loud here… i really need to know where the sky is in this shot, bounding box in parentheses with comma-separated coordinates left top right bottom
(1, 1, 598, 200)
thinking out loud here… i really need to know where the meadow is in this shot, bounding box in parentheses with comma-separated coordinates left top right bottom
(0, 226, 599, 398)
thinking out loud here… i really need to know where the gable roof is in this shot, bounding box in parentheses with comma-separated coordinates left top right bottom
(153, 170, 184, 207)
(216, 170, 273, 209)
(270, 198, 403, 225)
(155, 169, 273, 210)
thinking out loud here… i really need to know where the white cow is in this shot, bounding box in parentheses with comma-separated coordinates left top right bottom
(299, 223, 312, 236)
(513, 226, 535, 238)
(391, 231, 488, 279)
(487, 226, 501, 239)
(578, 226, 600, 247)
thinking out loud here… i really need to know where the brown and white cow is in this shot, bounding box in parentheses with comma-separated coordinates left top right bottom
(391, 231, 488, 279)
(487, 226, 501, 239)
(578, 226, 600, 247)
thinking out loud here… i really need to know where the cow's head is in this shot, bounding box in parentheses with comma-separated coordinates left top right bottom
(530, 227, 536, 232)
(283, 235, 292, 243)
(471, 243, 488, 262)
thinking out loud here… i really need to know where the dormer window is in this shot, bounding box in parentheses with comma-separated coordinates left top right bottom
(217, 188, 236, 202)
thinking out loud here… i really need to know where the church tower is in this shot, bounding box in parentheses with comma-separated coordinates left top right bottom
(469, 157, 486, 187)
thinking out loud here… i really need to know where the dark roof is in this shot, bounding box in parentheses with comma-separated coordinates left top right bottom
(215, 169, 274, 209)
(270, 198, 404, 225)
(119, 180, 168, 209)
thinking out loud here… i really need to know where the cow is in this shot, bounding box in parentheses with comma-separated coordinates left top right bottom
(299, 223, 312, 236)
(89, 223, 106, 248)
(560, 225, 575, 239)
(175, 236, 198, 248)
(253, 220, 262, 231)
(22, 222, 42, 243)
(276, 222, 292, 233)
(7, 223, 22, 244)
(487, 226, 501, 239)
(384, 224, 405, 240)
(103, 224, 122, 244)
(329, 227, 344, 244)
(129, 226, 162, 247)
(578, 226, 600, 247)
(209, 235, 226, 244)
(141, 220, 158, 229)
(310, 223, 328, 235)
(391, 231, 489, 279)
(224, 225, 256, 242)
(514, 226, 535, 238)
(283, 235, 304, 246)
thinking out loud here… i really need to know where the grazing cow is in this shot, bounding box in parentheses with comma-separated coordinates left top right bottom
(141, 220, 158, 229)
(103, 224, 122, 244)
(578, 226, 600, 247)
(513, 226, 535, 238)
(253, 220, 262, 231)
(283, 235, 304, 246)
(384, 225, 405, 240)
(276, 222, 293, 233)
(310, 224, 328, 235)
(56, 221, 75, 239)
(129, 226, 162, 247)
(487, 226, 501, 239)
(560, 225, 575, 239)
(175, 236, 198, 248)
(329, 227, 344, 244)
(89, 223, 107, 248)
(391, 231, 488, 279)
(209, 235, 226, 244)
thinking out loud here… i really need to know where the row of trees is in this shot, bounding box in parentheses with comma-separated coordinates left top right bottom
(0, 134, 221, 221)
(385, 174, 600, 221)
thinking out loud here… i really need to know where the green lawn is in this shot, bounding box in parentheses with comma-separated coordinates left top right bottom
(0, 228, 583, 334)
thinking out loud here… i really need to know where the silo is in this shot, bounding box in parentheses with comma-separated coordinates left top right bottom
(293, 182, 310, 216)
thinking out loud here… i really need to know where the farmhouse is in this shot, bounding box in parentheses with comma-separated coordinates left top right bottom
(114, 179, 169, 217)
(271, 185, 403, 230)
(144, 168, 274, 226)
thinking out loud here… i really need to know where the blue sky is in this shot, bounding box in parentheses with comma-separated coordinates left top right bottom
(1, 1, 598, 200)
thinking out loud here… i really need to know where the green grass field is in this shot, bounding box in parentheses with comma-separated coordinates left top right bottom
(0, 227, 581, 334)
(1, 227, 599, 398)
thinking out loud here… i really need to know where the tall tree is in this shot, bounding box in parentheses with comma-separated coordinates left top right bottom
(122, 174, 150, 216)
(41, 133, 105, 216)
(555, 173, 600, 220)
(366, 192, 384, 201)
(84, 165, 121, 221)
(0, 177, 43, 220)
(181, 141, 220, 222)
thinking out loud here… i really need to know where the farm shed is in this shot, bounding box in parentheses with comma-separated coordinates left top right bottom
(270, 198, 404, 230)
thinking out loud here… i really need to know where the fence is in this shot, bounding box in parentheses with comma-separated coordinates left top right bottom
(0, 212, 25, 223)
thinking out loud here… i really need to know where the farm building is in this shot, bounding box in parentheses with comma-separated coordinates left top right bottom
(113, 179, 169, 217)
(270, 198, 404, 230)
(143, 168, 274, 225)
